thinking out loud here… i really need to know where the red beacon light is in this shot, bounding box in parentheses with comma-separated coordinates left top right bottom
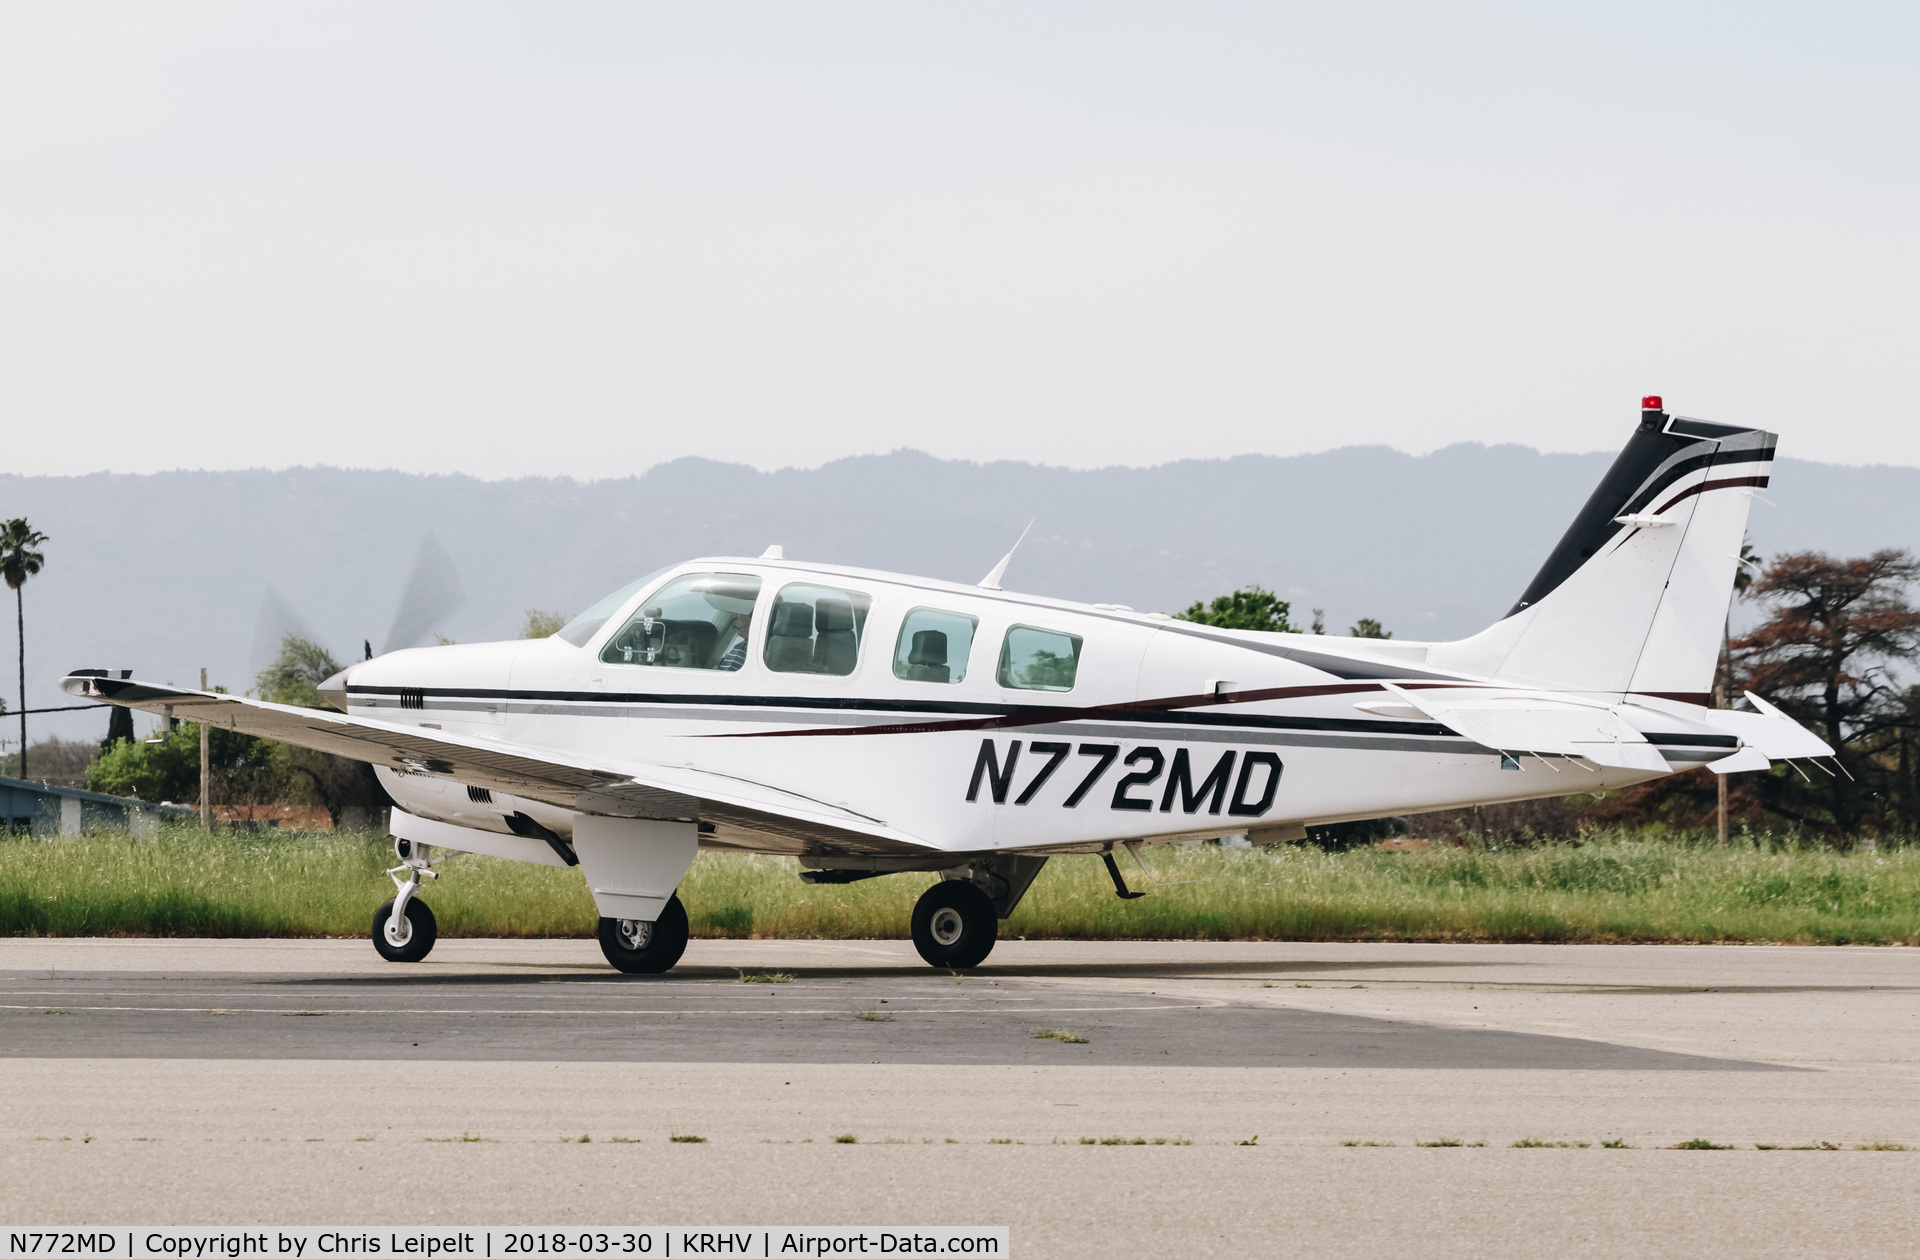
(1642, 395, 1664, 410)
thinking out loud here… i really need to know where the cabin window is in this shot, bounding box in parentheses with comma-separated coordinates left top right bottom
(557, 566, 673, 647)
(599, 572, 762, 670)
(892, 608, 979, 684)
(997, 625, 1083, 692)
(764, 583, 873, 676)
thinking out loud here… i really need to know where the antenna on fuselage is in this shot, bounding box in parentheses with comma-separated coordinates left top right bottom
(977, 521, 1033, 591)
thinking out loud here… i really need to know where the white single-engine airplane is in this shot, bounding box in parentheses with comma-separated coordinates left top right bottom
(65, 398, 1830, 973)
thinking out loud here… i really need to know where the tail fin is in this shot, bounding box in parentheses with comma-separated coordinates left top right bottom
(1428, 398, 1775, 701)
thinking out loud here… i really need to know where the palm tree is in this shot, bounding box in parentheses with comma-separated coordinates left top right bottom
(0, 519, 49, 780)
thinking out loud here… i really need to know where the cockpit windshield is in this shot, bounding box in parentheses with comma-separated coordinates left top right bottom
(600, 573, 763, 670)
(554, 567, 672, 647)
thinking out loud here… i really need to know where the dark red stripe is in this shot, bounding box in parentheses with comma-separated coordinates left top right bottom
(1630, 690, 1714, 706)
(702, 680, 1518, 739)
(1655, 474, 1770, 516)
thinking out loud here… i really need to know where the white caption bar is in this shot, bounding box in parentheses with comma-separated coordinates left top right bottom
(2, 1231, 1008, 1260)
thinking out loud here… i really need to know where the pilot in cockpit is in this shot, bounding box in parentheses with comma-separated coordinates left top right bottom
(716, 613, 751, 671)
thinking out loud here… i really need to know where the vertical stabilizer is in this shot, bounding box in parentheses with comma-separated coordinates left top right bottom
(1428, 398, 1774, 700)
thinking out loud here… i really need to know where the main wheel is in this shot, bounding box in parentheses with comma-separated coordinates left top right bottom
(911, 880, 997, 969)
(597, 894, 690, 974)
(372, 896, 437, 963)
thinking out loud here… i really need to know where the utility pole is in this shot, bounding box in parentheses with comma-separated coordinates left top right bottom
(199, 667, 211, 829)
(1728, 618, 1743, 852)
(1715, 682, 1729, 847)
(16, 587, 26, 782)
(1720, 543, 1761, 848)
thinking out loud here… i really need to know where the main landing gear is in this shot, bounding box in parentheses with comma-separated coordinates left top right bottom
(373, 837, 440, 963)
(910, 880, 998, 969)
(802, 856, 1046, 971)
(598, 895, 690, 974)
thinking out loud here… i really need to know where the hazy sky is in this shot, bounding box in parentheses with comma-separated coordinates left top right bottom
(3, 2, 1916, 479)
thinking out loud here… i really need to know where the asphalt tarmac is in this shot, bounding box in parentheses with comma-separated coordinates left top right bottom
(0, 948, 1777, 1069)
(2, 938, 1916, 1257)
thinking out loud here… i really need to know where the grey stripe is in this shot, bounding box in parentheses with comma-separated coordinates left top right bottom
(1018, 722, 1489, 756)
(1629, 438, 1721, 504)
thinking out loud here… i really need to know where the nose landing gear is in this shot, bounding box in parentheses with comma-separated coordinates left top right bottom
(372, 837, 440, 963)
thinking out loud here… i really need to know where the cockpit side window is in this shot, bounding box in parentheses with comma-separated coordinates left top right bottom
(764, 583, 873, 676)
(892, 608, 978, 684)
(599, 573, 763, 670)
(997, 624, 1083, 692)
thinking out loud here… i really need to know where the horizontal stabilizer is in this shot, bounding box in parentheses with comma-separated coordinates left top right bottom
(1705, 746, 1772, 775)
(1387, 685, 1669, 772)
(1694, 692, 1834, 762)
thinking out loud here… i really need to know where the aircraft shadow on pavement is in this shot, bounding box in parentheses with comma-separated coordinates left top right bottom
(244, 956, 1499, 988)
(3, 978, 1797, 1074)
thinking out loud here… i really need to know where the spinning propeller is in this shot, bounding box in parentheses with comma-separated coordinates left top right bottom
(247, 532, 468, 681)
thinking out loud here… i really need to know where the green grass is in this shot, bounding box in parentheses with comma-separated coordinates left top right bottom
(1034, 1028, 1089, 1043)
(4, 824, 1920, 943)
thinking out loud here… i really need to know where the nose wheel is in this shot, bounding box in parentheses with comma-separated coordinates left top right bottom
(372, 835, 440, 962)
(372, 894, 438, 962)
(911, 880, 997, 969)
(597, 894, 690, 974)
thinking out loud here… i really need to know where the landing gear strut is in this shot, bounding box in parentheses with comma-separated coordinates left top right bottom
(598, 894, 690, 974)
(910, 881, 998, 969)
(373, 837, 439, 963)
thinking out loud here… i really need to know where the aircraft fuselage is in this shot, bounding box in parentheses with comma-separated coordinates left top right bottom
(354, 556, 1736, 858)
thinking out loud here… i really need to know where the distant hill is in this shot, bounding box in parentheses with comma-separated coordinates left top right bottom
(3, 444, 1915, 745)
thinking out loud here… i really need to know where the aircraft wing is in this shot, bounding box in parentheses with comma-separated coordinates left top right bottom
(1384, 684, 1671, 772)
(60, 673, 933, 856)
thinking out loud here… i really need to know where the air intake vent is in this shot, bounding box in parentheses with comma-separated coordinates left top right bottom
(400, 689, 425, 710)
(467, 785, 493, 805)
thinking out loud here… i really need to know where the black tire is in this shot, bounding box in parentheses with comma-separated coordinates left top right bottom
(911, 880, 997, 969)
(372, 896, 437, 963)
(597, 894, 690, 974)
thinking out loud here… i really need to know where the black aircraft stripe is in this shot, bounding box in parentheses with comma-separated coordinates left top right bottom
(344, 682, 1738, 746)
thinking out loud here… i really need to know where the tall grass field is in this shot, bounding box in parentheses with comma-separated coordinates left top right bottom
(3, 825, 1917, 944)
